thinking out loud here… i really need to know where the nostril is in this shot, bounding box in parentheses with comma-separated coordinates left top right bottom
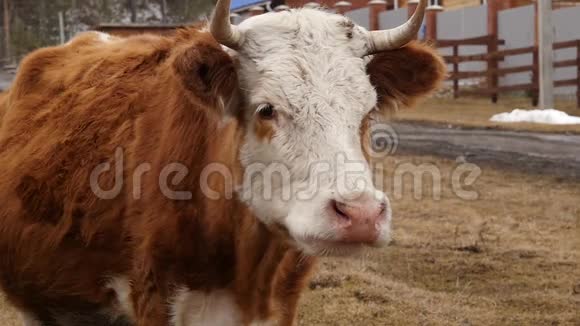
(331, 200, 350, 221)
(378, 202, 387, 216)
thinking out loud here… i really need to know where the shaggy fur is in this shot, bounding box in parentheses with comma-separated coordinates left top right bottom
(0, 28, 314, 326)
(367, 42, 447, 109)
(0, 20, 444, 326)
(0, 91, 7, 127)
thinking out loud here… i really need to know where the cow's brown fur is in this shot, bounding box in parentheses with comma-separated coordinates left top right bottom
(0, 27, 444, 325)
(361, 41, 447, 159)
(368, 41, 447, 109)
(253, 118, 276, 142)
(0, 91, 8, 127)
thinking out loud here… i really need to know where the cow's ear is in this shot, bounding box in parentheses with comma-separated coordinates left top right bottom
(172, 33, 240, 116)
(366, 41, 446, 110)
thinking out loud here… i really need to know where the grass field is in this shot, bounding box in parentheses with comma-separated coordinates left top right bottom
(395, 96, 580, 134)
(1, 155, 579, 325)
(299, 155, 580, 325)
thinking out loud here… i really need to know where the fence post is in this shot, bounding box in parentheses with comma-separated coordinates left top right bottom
(425, 3, 443, 42)
(577, 40, 580, 109)
(532, 48, 539, 107)
(368, 0, 387, 31)
(487, 0, 500, 103)
(538, 0, 554, 109)
(453, 45, 459, 99)
(334, 1, 352, 15)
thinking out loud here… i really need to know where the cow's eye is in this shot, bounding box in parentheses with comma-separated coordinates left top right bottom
(257, 104, 276, 120)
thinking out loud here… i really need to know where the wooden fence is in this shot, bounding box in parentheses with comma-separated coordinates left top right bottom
(95, 24, 185, 37)
(437, 36, 580, 108)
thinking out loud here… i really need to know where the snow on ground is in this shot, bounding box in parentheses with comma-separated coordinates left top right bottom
(490, 109, 580, 125)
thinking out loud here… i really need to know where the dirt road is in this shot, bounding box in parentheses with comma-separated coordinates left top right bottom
(393, 122, 580, 178)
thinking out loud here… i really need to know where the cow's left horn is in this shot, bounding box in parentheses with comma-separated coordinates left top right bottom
(210, 0, 243, 49)
(365, 0, 427, 54)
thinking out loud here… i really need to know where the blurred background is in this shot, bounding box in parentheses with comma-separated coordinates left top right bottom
(0, 0, 214, 65)
(2, 0, 580, 106)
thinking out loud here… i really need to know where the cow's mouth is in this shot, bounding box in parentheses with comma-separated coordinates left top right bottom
(267, 217, 390, 257)
(296, 235, 383, 257)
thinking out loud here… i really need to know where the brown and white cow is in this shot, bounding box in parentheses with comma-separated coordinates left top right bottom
(0, 0, 445, 325)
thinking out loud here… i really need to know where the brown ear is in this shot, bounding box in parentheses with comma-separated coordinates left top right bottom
(367, 41, 446, 109)
(172, 31, 239, 116)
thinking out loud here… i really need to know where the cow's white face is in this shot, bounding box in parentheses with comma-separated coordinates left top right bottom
(207, 2, 444, 256)
(227, 10, 389, 255)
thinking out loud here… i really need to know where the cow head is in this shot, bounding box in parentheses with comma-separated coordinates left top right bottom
(209, 0, 445, 255)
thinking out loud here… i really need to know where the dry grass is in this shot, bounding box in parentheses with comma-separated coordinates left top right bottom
(0, 156, 579, 325)
(0, 298, 20, 326)
(299, 155, 580, 325)
(395, 96, 580, 134)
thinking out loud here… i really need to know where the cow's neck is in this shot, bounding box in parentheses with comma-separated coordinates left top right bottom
(147, 98, 316, 321)
(205, 118, 317, 320)
(210, 121, 313, 302)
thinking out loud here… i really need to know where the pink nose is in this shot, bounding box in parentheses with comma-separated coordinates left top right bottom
(330, 195, 387, 243)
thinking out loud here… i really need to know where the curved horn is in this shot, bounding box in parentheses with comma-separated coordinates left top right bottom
(210, 0, 243, 49)
(366, 0, 427, 54)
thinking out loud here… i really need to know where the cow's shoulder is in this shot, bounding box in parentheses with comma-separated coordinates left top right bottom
(10, 31, 173, 100)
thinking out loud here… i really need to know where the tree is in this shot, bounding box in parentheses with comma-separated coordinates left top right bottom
(1, 0, 216, 63)
(2, 0, 11, 62)
(129, 0, 137, 22)
(161, 0, 167, 23)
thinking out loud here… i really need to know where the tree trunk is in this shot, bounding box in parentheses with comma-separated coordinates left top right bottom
(129, 0, 137, 23)
(99, 0, 107, 22)
(3, 0, 10, 62)
(161, 0, 167, 23)
(39, 0, 47, 43)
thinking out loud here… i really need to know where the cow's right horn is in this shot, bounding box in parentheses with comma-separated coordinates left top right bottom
(210, 0, 243, 49)
(365, 0, 427, 54)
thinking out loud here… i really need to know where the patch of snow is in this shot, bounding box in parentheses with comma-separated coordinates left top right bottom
(490, 109, 580, 125)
